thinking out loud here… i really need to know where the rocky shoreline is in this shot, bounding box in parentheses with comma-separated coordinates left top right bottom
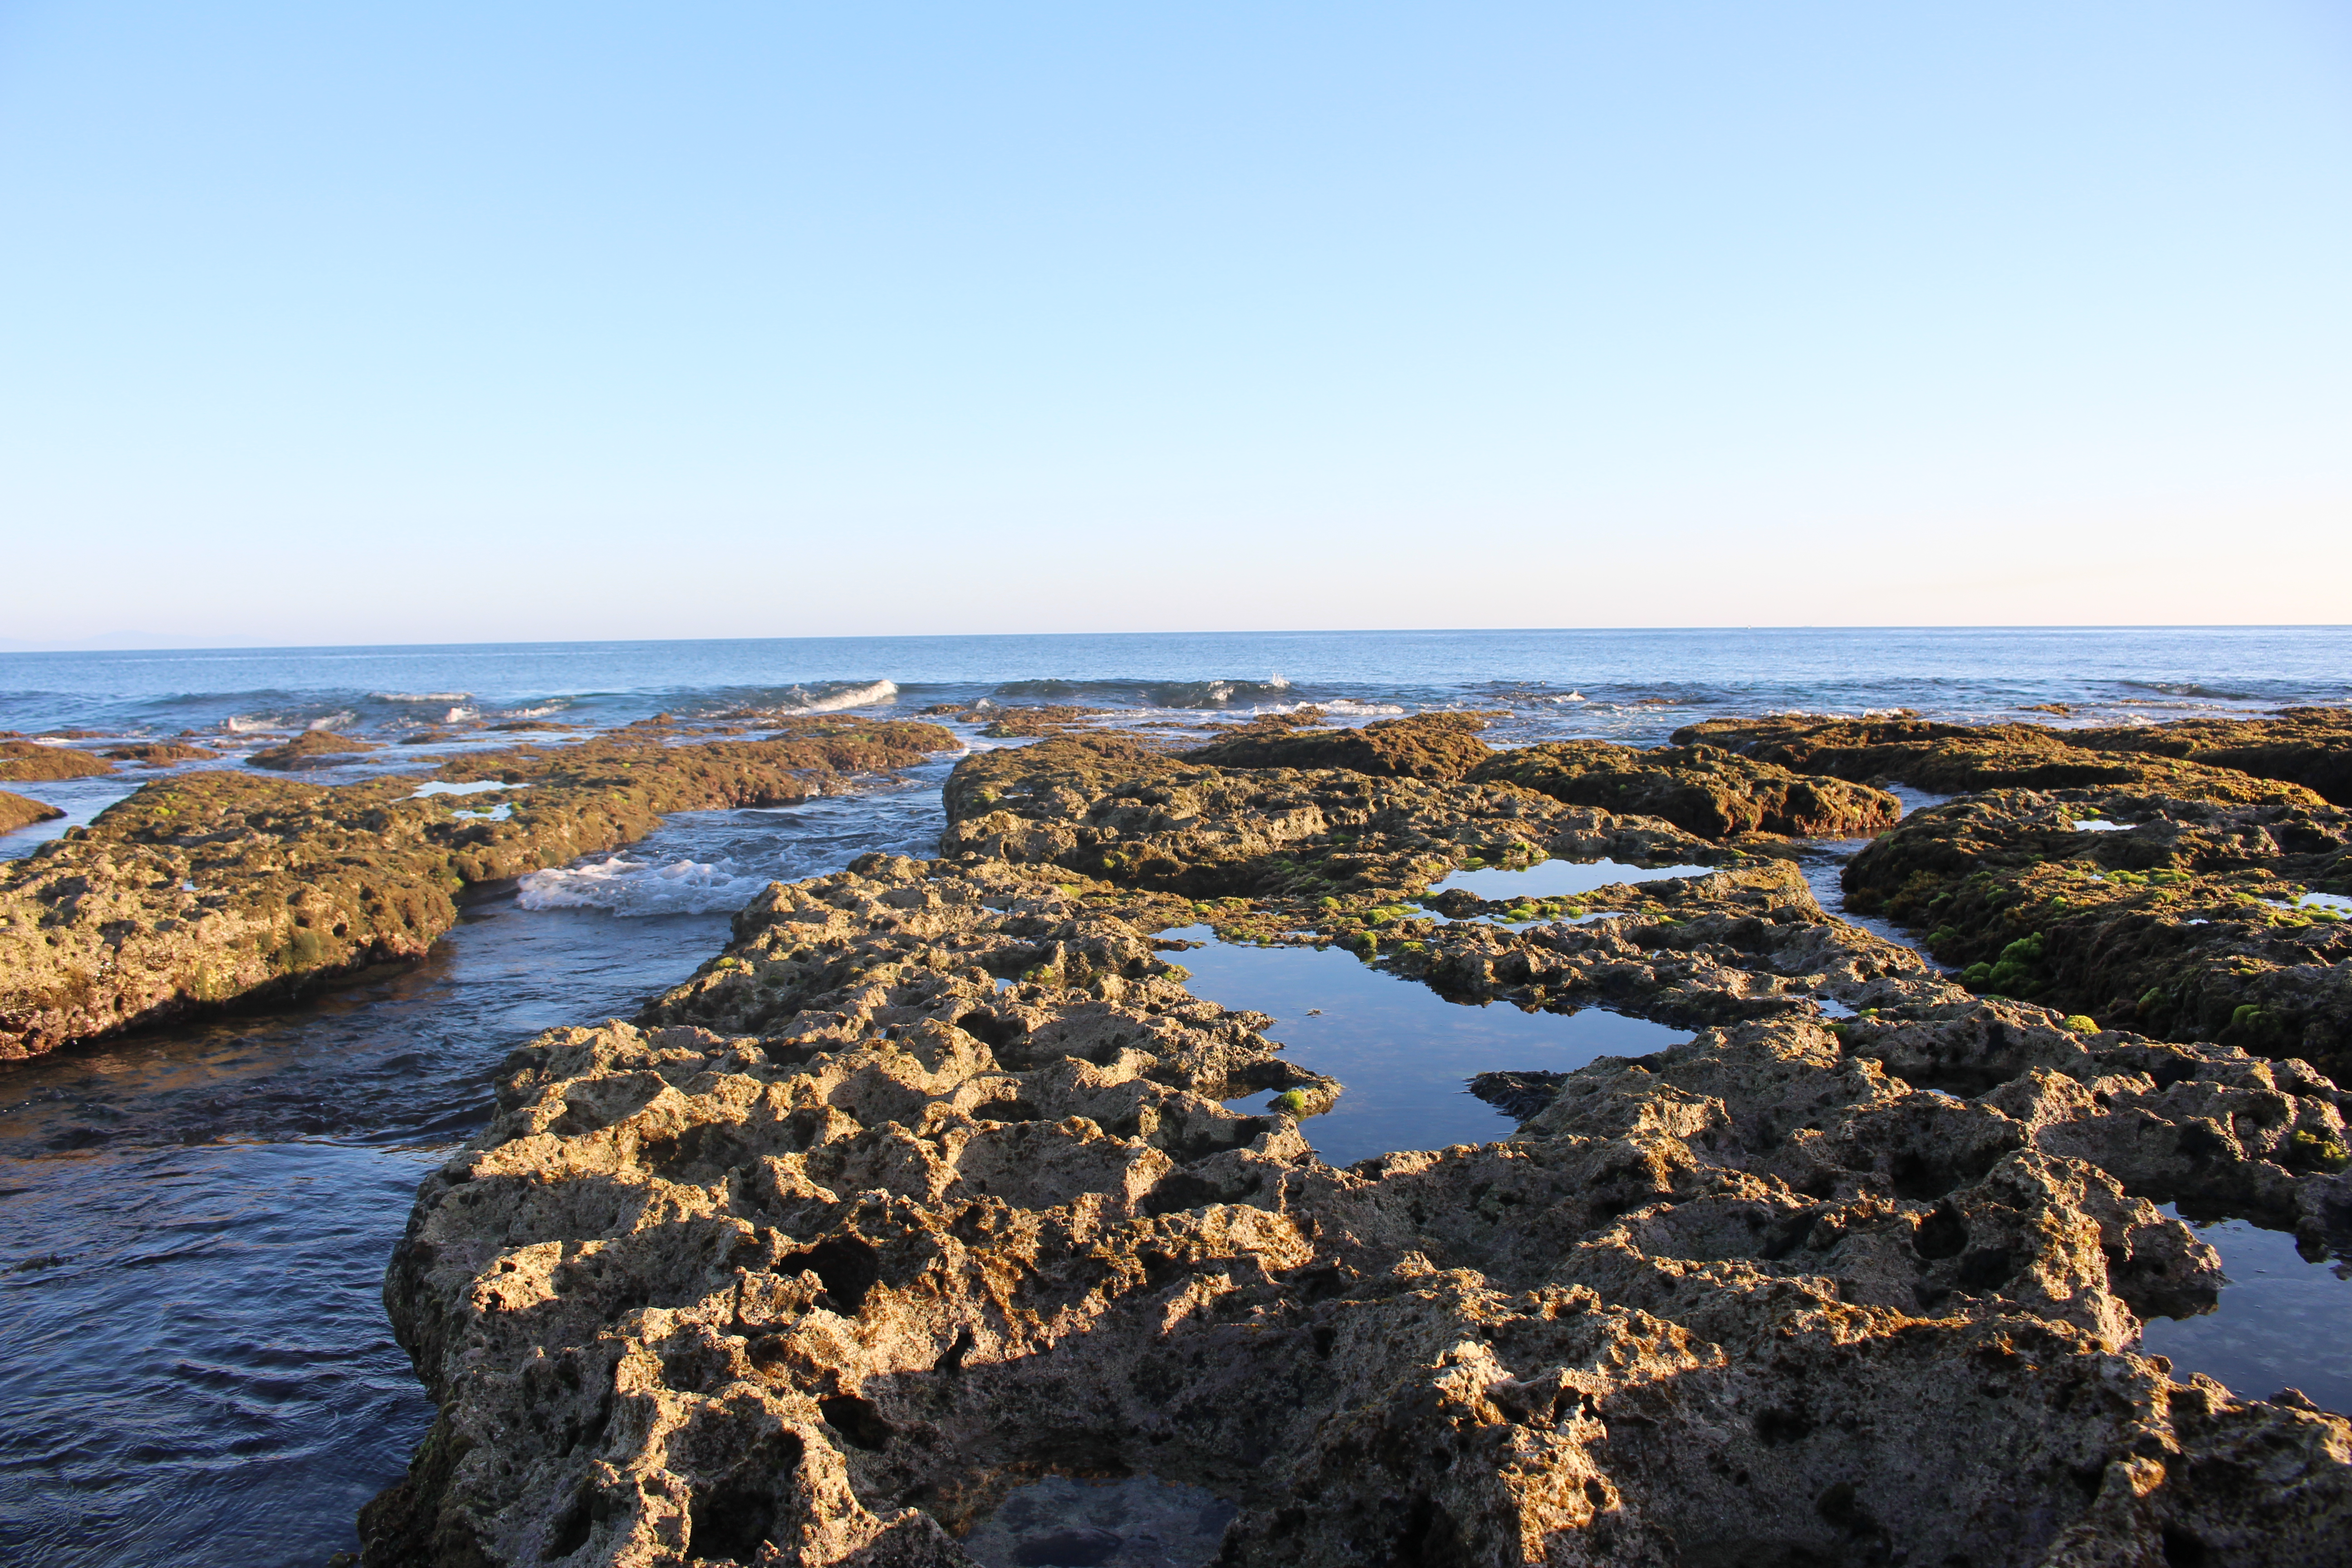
(0, 719, 957, 1058)
(355, 710, 2352, 1567)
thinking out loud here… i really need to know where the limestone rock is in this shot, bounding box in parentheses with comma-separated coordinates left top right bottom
(102, 741, 219, 765)
(0, 722, 959, 1057)
(939, 738, 1725, 902)
(247, 730, 385, 769)
(1675, 715, 2327, 807)
(1180, 711, 1495, 781)
(0, 740, 111, 781)
(1468, 740, 1901, 839)
(1840, 786, 2352, 1084)
(363, 804, 2352, 1565)
(0, 789, 64, 836)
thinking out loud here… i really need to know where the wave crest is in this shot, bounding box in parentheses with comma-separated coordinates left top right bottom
(517, 855, 772, 917)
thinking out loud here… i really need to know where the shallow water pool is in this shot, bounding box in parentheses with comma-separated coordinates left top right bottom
(1164, 929, 1686, 1167)
(1427, 857, 1715, 902)
(2138, 1208, 2352, 1416)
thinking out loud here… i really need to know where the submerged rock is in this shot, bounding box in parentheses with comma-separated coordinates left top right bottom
(363, 756, 2352, 1567)
(0, 789, 65, 836)
(0, 740, 112, 781)
(1468, 740, 1901, 839)
(0, 721, 958, 1058)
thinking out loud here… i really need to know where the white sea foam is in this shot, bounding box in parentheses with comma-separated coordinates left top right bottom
(517, 855, 771, 916)
(224, 715, 286, 734)
(412, 781, 528, 797)
(1320, 700, 1408, 717)
(781, 680, 898, 714)
(304, 712, 357, 732)
(372, 692, 472, 703)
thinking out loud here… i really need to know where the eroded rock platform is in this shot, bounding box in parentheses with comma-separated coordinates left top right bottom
(362, 724, 2352, 1568)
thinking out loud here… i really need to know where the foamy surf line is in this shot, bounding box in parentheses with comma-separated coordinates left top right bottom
(516, 856, 772, 917)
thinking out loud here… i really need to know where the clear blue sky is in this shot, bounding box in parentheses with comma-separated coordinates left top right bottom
(2, 2, 2347, 647)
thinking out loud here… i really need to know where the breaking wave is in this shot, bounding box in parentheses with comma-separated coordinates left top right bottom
(516, 855, 773, 917)
(991, 676, 1295, 709)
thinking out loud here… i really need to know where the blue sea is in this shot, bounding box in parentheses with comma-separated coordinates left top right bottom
(0, 628, 2346, 1566)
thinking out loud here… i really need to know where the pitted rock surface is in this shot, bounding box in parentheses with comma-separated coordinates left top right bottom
(365, 828, 2352, 1567)
(938, 736, 1732, 906)
(1467, 740, 1901, 840)
(1838, 785, 2352, 1086)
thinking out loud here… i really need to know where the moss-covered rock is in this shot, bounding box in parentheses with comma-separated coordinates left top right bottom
(0, 789, 65, 836)
(102, 742, 219, 765)
(0, 740, 112, 781)
(1841, 785, 2352, 1083)
(1468, 740, 1901, 839)
(1180, 710, 1496, 780)
(1675, 715, 2328, 806)
(0, 720, 958, 1057)
(246, 730, 384, 769)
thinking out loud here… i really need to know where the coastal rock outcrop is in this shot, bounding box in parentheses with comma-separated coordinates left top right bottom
(364, 752, 2352, 1568)
(0, 789, 65, 836)
(1839, 785, 2352, 1085)
(1180, 710, 1495, 780)
(103, 741, 220, 765)
(0, 739, 112, 781)
(0, 721, 958, 1058)
(938, 736, 1729, 903)
(1674, 715, 2330, 807)
(1468, 740, 1901, 840)
(248, 730, 385, 769)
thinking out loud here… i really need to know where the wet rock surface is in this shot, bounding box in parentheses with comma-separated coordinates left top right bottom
(0, 740, 114, 782)
(1468, 740, 1901, 840)
(102, 741, 220, 766)
(363, 742, 2352, 1568)
(249, 730, 387, 769)
(0, 789, 65, 837)
(938, 735, 1731, 917)
(1839, 788, 2352, 1086)
(1180, 710, 1496, 781)
(0, 721, 957, 1058)
(1676, 715, 2330, 808)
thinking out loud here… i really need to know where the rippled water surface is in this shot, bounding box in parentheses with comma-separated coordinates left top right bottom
(0, 781, 950, 1568)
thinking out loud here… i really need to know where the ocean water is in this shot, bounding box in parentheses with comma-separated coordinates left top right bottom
(0, 628, 2346, 1565)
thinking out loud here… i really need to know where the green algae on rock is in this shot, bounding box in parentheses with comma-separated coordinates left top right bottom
(1840, 785, 2352, 1086)
(0, 789, 65, 836)
(0, 720, 958, 1058)
(1468, 739, 1901, 840)
(0, 739, 113, 782)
